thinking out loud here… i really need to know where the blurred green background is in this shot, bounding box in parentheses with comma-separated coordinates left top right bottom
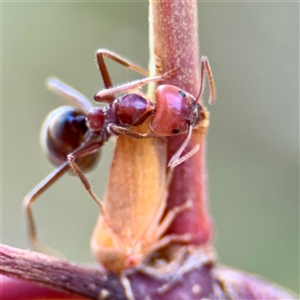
(2, 2, 299, 294)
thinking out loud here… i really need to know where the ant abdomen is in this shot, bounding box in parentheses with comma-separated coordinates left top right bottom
(151, 85, 202, 136)
(40, 106, 100, 172)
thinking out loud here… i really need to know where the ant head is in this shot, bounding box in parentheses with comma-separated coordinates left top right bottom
(150, 85, 202, 136)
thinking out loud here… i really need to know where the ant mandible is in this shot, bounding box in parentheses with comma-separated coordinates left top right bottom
(23, 49, 215, 252)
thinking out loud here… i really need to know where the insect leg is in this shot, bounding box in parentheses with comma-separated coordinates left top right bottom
(147, 233, 192, 254)
(95, 49, 149, 104)
(150, 199, 193, 242)
(23, 162, 69, 253)
(107, 124, 150, 139)
(96, 49, 149, 83)
(94, 69, 174, 102)
(67, 141, 105, 213)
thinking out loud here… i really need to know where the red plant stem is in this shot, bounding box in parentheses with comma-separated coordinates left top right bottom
(0, 244, 125, 299)
(149, 0, 213, 243)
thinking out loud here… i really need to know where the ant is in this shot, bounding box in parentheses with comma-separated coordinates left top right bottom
(23, 49, 215, 253)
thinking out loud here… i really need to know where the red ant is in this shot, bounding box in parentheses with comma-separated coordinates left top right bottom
(23, 49, 215, 252)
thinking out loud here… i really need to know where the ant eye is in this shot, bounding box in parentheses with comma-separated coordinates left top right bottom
(172, 128, 180, 134)
(179, 90, 196, 109)
(178, 90, 186, 98)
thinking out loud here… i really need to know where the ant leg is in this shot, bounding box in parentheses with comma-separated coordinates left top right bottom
(148, 233, 192, 254)
(125, 201, 192, 269)
(107, 124, 150, 139)
(67, 141, 105, 213)
(94, 69, 175, 102)
(149, 200, 193, 243)
(46, 77, 93, 114)
(96, 49, 149, 86)
(68, 141, 119, 235)
(23, 162, 69, 253)
(196, 56, 217, 105)
(95, 49, 149, 104)
(168, 126, 200, 168)
(107, 124, 166, 142)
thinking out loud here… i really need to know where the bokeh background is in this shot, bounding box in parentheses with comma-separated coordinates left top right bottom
(2, 1, 299, 294)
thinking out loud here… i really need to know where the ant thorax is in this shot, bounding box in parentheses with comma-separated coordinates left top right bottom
(87, 93, 155, 136)
(112, 93, 155, 127)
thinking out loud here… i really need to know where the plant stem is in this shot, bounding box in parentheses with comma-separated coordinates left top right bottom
(149, 0, 213, 244)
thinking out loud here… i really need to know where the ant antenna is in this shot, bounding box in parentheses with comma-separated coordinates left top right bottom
(195, 56, 216, 105)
